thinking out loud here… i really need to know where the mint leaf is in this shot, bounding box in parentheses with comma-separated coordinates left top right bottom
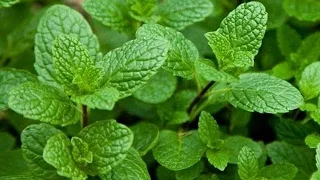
(83, 0, 131, 31)
(71, 137, 93, 165)
(52, 35, 101, 94)
(0, 132, 15, 151)
(316, 144, 320, 169)
(205, 2, 267, 70)
(283, 0, 320, 22)
(8, 82, 81, 126)
(305, 134, 320, 148)
(126, 0, 155, 22)
(311, 170, 320, 180)
(227, 73, 303, 113)
(0, 69, 37, 111)
(175, 160, 203, 180)
(99, 36, 169, 98)
(157, 0, 213, 30)
(71, 86, 119, 110)
(136, 24, 199, 79)
(35, 5, 100, 87)
(43, 133, 87, 180)
(258, 163, 298, 180)
(272, 61, 295, 80)
(77, 120, 133, 175)
(100, 148, 150, 180)
(0, 0, 19, 8)
(130, 123, 159, 156)
(153, 130, 207, 171)
(237, 146, 259, 180)
(206, 149, 229, 171)
(133, 70, 177, 104)
(299, 62, 320, 100)
(0, 150, 30, 177)
(21, 124, 60, 178)
(276, 25, 301, 59)
(198, 111, 221, 148)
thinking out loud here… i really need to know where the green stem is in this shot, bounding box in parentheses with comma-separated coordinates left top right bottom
(81, 105, 88, 128)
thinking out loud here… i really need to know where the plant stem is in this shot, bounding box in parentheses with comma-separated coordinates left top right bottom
(187, 81, 215, 114)
(81, 105, 88, 128)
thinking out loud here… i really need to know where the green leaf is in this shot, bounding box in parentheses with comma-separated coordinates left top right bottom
(52, 35, 101, 94)
(283, 0, 320, 22)
(71, 86, 119, 110)
(194, 59, 237, 83)
(0, 132, 15, 151)
(266, 141, 316, 179)
(299, 62, 320, 100)
(35, 4, 100, 87)
(311, 170, 320, 180)
(305, 134, 320, 148)
(0, 150, 30, 177)
(157, 0, 213, 30)
(100, 148, 150, 180)
(99, 36, 169, 98)
(205, 2, 267, 70)
(0, 175, 42, 180)
(71, 137, 93, 165)
(133, 70, 177, 104)
(43, 133, 87, 180)
(83, 0, 131, 31)
(8, 82, 81, 126)
(258, 163, 298, 180)
(206, 149, 229, 171)
(198, 111, 220, 148)
(0, 69, 37, 111)
(130, 123, 159, 156)
(272, 61, 295, 80)
(237, 146, 259, 180)
(223, 136, 263, 164)
(77, 120, 133, 175)
(153, 130, 207, 171)
(0, 0, 19, 8)
(227, 73, 304, 113)
(316, 144, 320, 170)
(21, 124, 61, 178)
(136, 23, 199, 79)
(126, 0, 155, 21)
(175, 160, 204, 180)
(256, 0, 287, 29)
(276, 25, 301, 59)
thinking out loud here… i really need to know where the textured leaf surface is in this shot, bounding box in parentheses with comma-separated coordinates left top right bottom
(43, 133, 87, 180)
(83, 0, 131, 31)
(198, 111, 220, 148)
(100, 148, 150, 180)
(206, 149, 229, 171)
(21, 124, 60, 178)
(77, 120, 133, 175)
(258, 163, 298, 180)
(152, 130, 207, 171)
(0, 0, 19, 8)
(158, 0, 213, 30)
(99, 36, 169, 98)
(227, 73, 303, 113)
(8, 82, 81, 126)
(136, 24, 199, 79)
(238, 146, 259, 180)
(71, 87, 119, 110)
(205, 2, 267, 70)
(35, 5, 100, 87)
(175, 161, 203, 180)
(0, 69, 37, 111)
(133, 70, 177, 104)
(71, 137, 93, 165)
(130, 123, 159, 156)
(283, 0, 320, 22)
(317, 145, 320, 170)
(299, 62, 320, 100)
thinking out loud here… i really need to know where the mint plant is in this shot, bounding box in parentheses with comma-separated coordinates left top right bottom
(1, 0, 320, 179)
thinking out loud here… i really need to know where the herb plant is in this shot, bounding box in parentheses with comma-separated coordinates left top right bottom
(1, 0, 320, 179)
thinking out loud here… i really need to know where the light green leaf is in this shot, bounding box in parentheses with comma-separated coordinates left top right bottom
(257, 0, 287, 29)
(21, 124, 60, 178)
(136, 23, 199, 79)
(272, 61, 295, 80)
(83, 0, 131, 31)
(130, 123, 159, 156)
(77, 120, 133, 175)
(227, 73, 304, 113)
(238, 146, 259, 180)
(175, 160, 203, 180)
(157, 0, 213, 30)
(299, 62, 320, 100)
(0, 132, 15, 151)
(283, 0, 320, 22)
(100, 148, 150, 180)
(0, 69, 37, 111)
(205, 2, 267, 70)
(311, 170, 320, 180)
(305, 134, 320, 148)
(71, 137, 93, 165)
(71, 86, 119, 110)
(198, 111, 220, 148)
(276, 25, 301, 59)
(8, 82, 81, 126)
(153, 130, 207, 171)
(133, 70, 177, 104)
(126, 0, 155, 21)
(0, 0, 19, 8)
(99, 36, 169, 98)
(258, 163, 298, 180)
(52, 35, 101, 94)
(317, 144, 320, 170)
(35, 4, 100, 87)
(43, 133, 87, 180)
(206, 149, 229, 171)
